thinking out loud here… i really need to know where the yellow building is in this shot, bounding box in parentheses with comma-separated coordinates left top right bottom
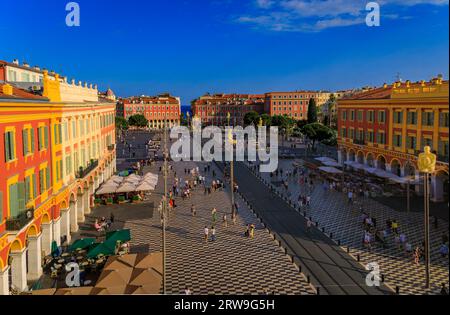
(0, 68, 116, 294)
(337, 76, 449, 202)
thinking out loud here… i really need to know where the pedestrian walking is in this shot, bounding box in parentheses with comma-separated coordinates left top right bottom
(232, 213, 237, 225)
(223, 214, 227, 227)
(211, 226, 216, 241)
(441, 283, 449, 295)
(191, 204, 196, 217)
(306, 218, 312, 233)
(204, 226, 209, 243)
(212, 208, 217, 223)
(414, 246, 421, 265)
(184, 287, 192, 295)
(249, 224, 255, 239)
(348, 190, 353, 204)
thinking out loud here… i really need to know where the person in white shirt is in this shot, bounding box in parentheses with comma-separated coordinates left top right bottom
(204, 226, 209, 243)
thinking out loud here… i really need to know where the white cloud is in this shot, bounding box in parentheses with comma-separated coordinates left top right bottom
(236, 0, 449, 32)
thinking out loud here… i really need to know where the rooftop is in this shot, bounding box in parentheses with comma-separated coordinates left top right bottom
(0, 83, 48, 101)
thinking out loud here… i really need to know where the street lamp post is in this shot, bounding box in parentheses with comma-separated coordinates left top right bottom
(227, 112, 236, 219)
(418, 146, 436, 290)
(162, 113, 168, 294)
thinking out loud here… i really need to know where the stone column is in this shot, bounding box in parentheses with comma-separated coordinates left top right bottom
(41, 222, 53, 256)
(0, 266, 10, 295)
(61, 208, 72, 244)
(77, 194, 85, 222)
(385, 164, 392, 173)
(70, 201, 79, 233)
(53, 217, 61, 246)
(10, 248, 27, 292)
(83, 188, 91, 215)
(27, 234, 43, 281)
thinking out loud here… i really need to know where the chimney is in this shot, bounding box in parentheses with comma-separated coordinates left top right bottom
(12, 59, 19, 65)
(22, 61, 30, 68)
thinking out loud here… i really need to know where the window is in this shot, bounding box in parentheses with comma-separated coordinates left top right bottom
(56, 160, 63, 181)
(341, 128, 347, 138)
(377, 132, 386, 144)
(407, 111, 417, 125)
(378, 111, 386, 123)
(22, 128, 34, 156)
(4, 130, 16, 162)
(357, 110, 363, 122)
(38, 126, 49, 150)
(8, 182, 24, 218)
(438, 140, 449, 160)
(422, 112, 434, 126)
(54, 124, 62, 145)
(367, 111, 374, 123)
(422, 137, 433, 150)
(349, 128, 354, 139)
(39, 167, 51, 193)
(341, 110, 347, 121)
(24, 174, 35, 202)
(350, 110, 355, 121)
(393, 111, 403, 124)
(406, 136, 416, 150)
(439, 112, 449, 127)
(393, 134, 402, 147)
(367, 131, 374, 143)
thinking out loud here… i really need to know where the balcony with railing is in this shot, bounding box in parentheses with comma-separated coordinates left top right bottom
(76, 159, 99, 179)
(6, 208, 35, 231)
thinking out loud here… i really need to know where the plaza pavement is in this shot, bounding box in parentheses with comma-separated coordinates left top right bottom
(246, 158, 449, 295)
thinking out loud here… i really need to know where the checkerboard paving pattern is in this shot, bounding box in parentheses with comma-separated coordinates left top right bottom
(124, 160, 315, 295)
(251, 159, 449, 295)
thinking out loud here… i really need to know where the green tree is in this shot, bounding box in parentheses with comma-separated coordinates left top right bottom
(307, 98, 318, 124)
(301, 123, 334, 150)
(115, 116, 129, 130)
(128, 114, 148, 128)
(260, 113, 272, 127)
(243, 111, 260, 126)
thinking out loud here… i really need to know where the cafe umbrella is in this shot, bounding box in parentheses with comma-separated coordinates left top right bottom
(87, 238, 118, 258)
(69, 238, 96, 251)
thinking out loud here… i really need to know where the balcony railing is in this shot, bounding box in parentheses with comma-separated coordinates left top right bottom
(353, 139, 366, 145)
(6, 208, 35, 231)
(77, 159, 99, 179)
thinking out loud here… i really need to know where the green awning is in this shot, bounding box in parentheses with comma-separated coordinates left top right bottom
(87, 239, 117, 258)
(106, 229, 131, 243)
(69, 238, 96, 251)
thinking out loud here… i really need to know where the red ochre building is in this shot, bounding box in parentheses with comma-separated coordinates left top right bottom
(337, 76, 449, 202)
(0, 60, 116, 294)
(117, 93, 181, 129)
(191, 93, 265, 126)
(264, 91, 331, 120)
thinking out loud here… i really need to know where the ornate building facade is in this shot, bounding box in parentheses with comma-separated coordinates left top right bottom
(337, 76, 449, 202)
(0, 65, 116, 294)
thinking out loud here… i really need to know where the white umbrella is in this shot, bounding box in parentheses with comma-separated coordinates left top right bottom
(318, 166, 343, 174)
(322, 161, 341, 167)
(125, 177, 141, 183)
(116, 183, 137, 193)
(315, 157, 336, 163)
(128, 174, 141, 180)
(96, 185, 117, 194)
(103, 180, 119, 187)
(136, 182, 155, 191)
(111, 176, 124, 183)
(144, 173, 158, 179)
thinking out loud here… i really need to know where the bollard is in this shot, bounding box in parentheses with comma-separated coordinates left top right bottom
(316, 287, 320, 295)
(347, 246, 350, 253)
(337, 240, 340, 246)
(381, 274, 385, 282)
(316, 222, 319, 227)
(396, 286, 400, 295)
(322, 227, 325, 233)
(330, 232, 333, 239)
(307, 275, 311, 284)
(299, 265, 302, 273)
(357, 254, 360, 262)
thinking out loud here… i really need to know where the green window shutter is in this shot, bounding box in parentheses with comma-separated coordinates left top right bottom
(5, 133, 10, 162)
(46, 167, 50, 190)
(30, 128, 35, 153)
(23, 129, 28, 156)
(9, 183, 19, 218)
(44, 126, 49, 148)
(32, 173, 37, 198)
(24, 176, 30, 202)
(17, 182, 25, 213)
(39, 169, 43, 192)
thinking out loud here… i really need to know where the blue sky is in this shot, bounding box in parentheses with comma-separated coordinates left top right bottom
(1, 0, 448, 104)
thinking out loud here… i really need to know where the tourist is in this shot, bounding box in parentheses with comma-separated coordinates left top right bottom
(223, 214, 228, 227)
(439, 243, 449, 258)
(347, 190, 353, 204)
(306, 195, 311, 207)
(392, 220, 399, 234)
(204, 226, 209, 243)
(414, 246, 421, 265)
(191, 204, 196, 217)
(211, 226, 216, 241)
(249, 224, 255, 239)
(404, 241, 413, 255)
(244, 225, 250, 237)
(232, 213, 237, 225)
(306, 218, 312, 233)
(212, 208, 217, 223)
(184, 287, 192, 295)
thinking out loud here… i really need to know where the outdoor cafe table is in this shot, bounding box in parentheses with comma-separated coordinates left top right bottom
(57, 259, 65, 264)
(61, 253, 70, 257)
(76, 256, 84, 261)
(54, 264, 63, 269)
